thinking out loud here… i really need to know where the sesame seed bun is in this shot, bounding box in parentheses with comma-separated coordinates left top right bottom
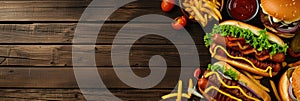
(261, 0, 300, 23)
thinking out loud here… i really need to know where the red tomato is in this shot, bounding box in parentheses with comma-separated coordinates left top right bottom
(171, 16, 187, 30)
(161, 0, 175, 12)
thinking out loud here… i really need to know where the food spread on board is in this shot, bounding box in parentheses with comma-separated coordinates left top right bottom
(160, 0, 300, 100)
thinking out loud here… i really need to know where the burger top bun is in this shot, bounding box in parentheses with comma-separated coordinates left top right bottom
(261, 0, 300, 22)
(219, 20, 285, 46)
(292, 66, 300, 100)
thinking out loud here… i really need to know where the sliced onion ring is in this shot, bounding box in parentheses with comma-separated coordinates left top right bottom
(217, 71, 232, 80)
(276, 22, 300, 33)
(288, 83, 297, 101)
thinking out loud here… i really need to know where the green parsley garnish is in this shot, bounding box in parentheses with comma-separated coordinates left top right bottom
(207, 64, 238, 81)
(204, 24, 288, 56)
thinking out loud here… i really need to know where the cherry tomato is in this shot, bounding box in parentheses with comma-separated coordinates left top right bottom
(172, 16, 187, 30)
(161, 0, 175, 12)
(194, 68, 201, 79)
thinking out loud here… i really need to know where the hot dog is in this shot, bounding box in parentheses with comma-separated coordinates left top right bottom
(204, 20, 288, 77)
(198, 61, 271, 101)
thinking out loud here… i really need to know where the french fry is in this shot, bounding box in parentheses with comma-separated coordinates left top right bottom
(185, 8, 192, 12)
(183, 3, 191, 7)
(203, 0, 219, 9)
(270, 80, 282, 101)
(188, 78, 193, 96)
(198, 0, 202, 9)
(191, 6, 205, 22)
(202, 4, 221, 20)
(212, 0, 216, 4)
(201, 8, 219, 21)
(190, 12, 195, 16)
(161, 93, 190, 99)
(194, 0, 199, 9)
(189, 0, 195, 6)
(182, 0, 222, 26)
(216, 1, 221, 6)
(211, 6, 222, 19)
(191, 6, 207, 26)
(177, 80, 182, 101)
(195, 16, 206, 26)
(201, 20, 207, 26)
(204, 14, 208, 26)
(252, 75, 263, 79)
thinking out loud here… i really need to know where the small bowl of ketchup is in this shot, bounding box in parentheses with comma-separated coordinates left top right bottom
(226, 0, 259, 22)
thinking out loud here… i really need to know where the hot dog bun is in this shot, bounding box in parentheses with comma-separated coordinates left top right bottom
(212, 50, 278, 77)
(220, 20, 285, 46)
(209, 45, 279, 77)
(199, 61, 271, 101)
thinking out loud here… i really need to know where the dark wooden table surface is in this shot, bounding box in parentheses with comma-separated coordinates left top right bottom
(0, 0, 212, 100)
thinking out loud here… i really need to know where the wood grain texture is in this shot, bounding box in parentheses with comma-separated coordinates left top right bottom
(0, 67, 198, 88)
(0, 23, 204, 44)
(0, 0, 211, 100)
(0, 89, 85, 101)
(0, 89, 178, 101)
(0, 0, 184, 22)
(0, 45, 210, 67)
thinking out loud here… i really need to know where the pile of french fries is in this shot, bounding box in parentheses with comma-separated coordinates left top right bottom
(182, 0, 222, 26)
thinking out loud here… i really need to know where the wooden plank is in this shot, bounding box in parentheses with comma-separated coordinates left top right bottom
(0, 0, 183, 21)
(0, 89, 85, 101)
(0, 89, 176, 101)
(0, 23, 204, 44)
(0, 45, 210, 67)
(0, 67, 199, 88)
(0, 0, 158, 8)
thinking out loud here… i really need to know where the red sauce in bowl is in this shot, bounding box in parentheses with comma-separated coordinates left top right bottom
(227, 0, 258, 21)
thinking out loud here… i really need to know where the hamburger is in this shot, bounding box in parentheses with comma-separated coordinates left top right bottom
(260, 0, 300, 38)
(198, 61, 271, 101)
(279, 66, 300, 100)
(204, 20, 288, 77)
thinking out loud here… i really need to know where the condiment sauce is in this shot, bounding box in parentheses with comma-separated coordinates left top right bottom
(228, 0, 258, 21)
